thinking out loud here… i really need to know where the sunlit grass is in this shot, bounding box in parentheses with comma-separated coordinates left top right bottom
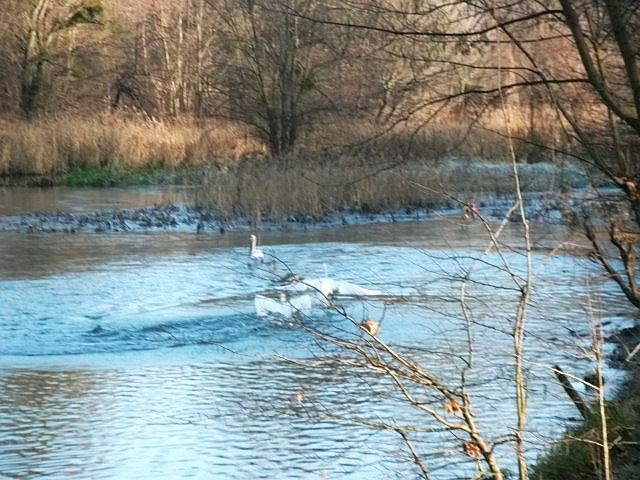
(195, 155, 597, 223)
(0, 114, 265, 176)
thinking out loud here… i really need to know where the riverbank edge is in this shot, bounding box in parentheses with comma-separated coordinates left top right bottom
(0, 191, 577, 235)
(0, 166, 202, 188)
(1, 185, 637, 478)
(0, 202, 457, 234)
(530, 325, 640, 480)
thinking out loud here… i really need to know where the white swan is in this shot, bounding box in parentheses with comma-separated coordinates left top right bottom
(249, 234, 264, 261)
(296, 278, 380, 297)
(276, 264, 336, 300)
(276, 263, 380, 300)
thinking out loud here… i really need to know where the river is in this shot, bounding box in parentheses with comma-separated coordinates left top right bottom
(0, 187, 633, 479)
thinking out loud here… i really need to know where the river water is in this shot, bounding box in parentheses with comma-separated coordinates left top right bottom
(0, 187, 633, 479)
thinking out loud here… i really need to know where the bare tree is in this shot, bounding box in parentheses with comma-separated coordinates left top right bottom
(16, 0, 103, 118)
(211, 0, 379, 155)
(250, 2, 639, 478)
(288, 0, 640, 349)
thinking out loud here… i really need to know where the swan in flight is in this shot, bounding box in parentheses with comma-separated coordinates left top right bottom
(249, 234, 264, 261)
(276, 264, 336, 300)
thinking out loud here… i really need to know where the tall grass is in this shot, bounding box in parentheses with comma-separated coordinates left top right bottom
(531, 343, 640, 480)
(0, 101, 570, 179)
(0, 109, 605, 221)
(196, 155, 593, 223)
(303, 102, 568, 166)
(0, 115, 265, 176)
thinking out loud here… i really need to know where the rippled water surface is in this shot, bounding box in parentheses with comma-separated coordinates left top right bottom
(0, 185, 192, 216)
(0, 190, 633, 479)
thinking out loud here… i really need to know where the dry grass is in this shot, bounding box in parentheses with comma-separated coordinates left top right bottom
(304, 103, 568, 165)
(0, 108, 596, 220)
(0, 102, 567, 178)
(531, 338, 640, 480)
(0, 115, 265, 176)
(197, 157, 441, 223)
(196, 154, 590, 223)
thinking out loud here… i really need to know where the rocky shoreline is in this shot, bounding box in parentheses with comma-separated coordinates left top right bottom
(0, 189, 624, 235)
(0, 203, 442, 234)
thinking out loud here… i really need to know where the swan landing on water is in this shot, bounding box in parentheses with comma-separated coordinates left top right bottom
(254, 278, 381, 319)
(253, 278, 380, 320)
(254, 292, 313, 318)
(252, 253, 380, 319)
(277, 278, 381, 299)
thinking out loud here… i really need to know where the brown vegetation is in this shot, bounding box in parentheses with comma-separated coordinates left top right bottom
(0, 2, 639, 478)
(0, 115, 263, 176)
(0, 104, 572, 180)
(194, 150, 589, 223)
(0, 0, 576, 162)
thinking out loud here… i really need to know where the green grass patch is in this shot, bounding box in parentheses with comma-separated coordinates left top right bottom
(531, 423, 598, 480)
(61, 167, 202, 187)
(531, 346, 640, 480)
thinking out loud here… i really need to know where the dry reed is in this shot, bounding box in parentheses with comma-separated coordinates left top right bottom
(0, 103, 567, 178)
(0, 114, 265, 176)
(196, 154, 591, 223)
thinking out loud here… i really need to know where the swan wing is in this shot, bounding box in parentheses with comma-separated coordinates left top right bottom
(333, 280, 381, 296)
(255, 295, 291, 317)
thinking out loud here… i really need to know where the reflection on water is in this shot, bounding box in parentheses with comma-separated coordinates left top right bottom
(0, 186, 192, 216)
(0, 217, 633, 479)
